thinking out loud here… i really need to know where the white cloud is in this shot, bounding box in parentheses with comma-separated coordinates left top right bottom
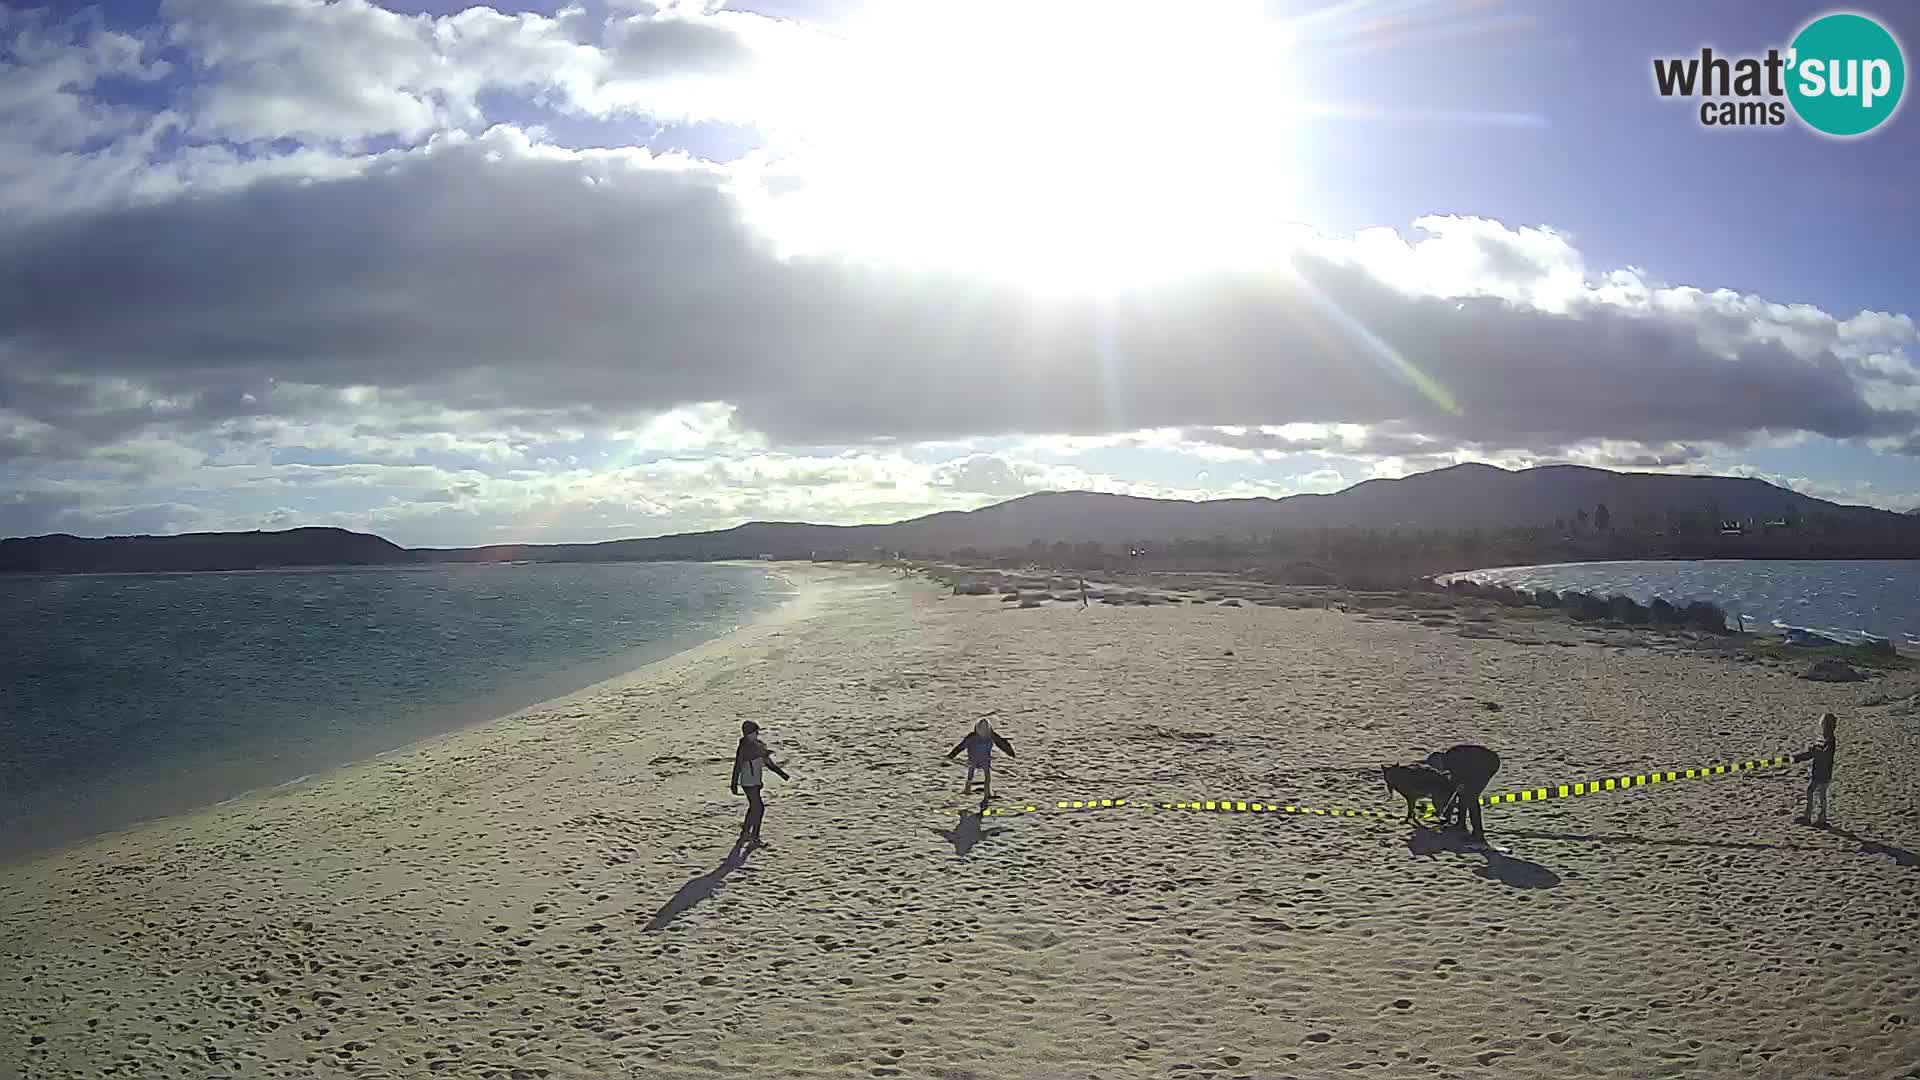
(153, 0, 814, 148)
(2, 1, 1916, 543)
(608, 403, 764, 454)
(0, 6, 170, 152)
(163, 0, 587, 143)
(1715, 465, 1920, 515)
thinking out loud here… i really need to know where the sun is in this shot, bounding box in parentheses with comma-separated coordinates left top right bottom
(752, 0, 1302, 291)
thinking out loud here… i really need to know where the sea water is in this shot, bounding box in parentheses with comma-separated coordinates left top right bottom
(0, 561, 790, 861)
(1441, 559, 1920, 647)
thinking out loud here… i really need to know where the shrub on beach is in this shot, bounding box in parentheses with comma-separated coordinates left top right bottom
(1561, 591, 1596, 620)
(1802, 658, 1865, 682)
(1608, 595, 1651, 625)
(1682, 600, 1732, 633)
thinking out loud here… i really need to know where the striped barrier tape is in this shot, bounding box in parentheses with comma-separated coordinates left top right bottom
(1159, 801, 1396, 820)
(1474, 754, 1794, 807)
(944, 754, 1796, 820)
(946, 798, 1130, 818)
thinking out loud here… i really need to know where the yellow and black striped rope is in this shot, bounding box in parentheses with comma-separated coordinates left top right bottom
(1158, 800, 1397, 820)
(947, 798, 1130, 818)
(942, 754, 1796, 820)
(1474, 754, 1794, 807)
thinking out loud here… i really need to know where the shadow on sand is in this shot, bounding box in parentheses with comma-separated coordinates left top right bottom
(1501, 828, 1817, 854)
(644, 844, 752, 931)
(1407, 827, 1561, 889)
(932, 809, 1007, 858)
(1504, 826, 1917, 867)
(1817, 826, 1918, 868)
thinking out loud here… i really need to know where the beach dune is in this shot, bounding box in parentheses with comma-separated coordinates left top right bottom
(3, 566, 1916, 1079)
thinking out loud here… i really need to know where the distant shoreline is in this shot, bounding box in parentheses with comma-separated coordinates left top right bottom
(0, 553, 798, 580)
(1434, 554, 1920, 577)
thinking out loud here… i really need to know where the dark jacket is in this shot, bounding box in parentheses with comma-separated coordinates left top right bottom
(1793, 739, 1836, 785)
(731, 735, 787, 792)
(1427, 744, 1501, 795)
(949, 730, 1015, 767)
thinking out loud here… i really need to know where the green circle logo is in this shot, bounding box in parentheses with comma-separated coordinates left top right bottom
(1787, 12, 1905, 136)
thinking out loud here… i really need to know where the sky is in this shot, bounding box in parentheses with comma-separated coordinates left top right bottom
(2, 0, 1917, 547)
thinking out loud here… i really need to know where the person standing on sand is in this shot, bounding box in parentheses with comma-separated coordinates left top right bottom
(1791, 712, 1838, 828)
(948, 718, 1015, 800)
(731, 720, 789, 845)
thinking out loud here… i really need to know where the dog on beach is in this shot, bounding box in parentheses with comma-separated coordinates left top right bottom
(1380, 762, 1456, 825)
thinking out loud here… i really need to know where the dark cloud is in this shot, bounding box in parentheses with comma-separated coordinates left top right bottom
(0, 132, 1913, 464)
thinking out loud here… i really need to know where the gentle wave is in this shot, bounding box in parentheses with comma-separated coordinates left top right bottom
(1440, 559, 1919, 646)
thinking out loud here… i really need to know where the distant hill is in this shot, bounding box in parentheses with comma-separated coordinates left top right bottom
(860, 462, 1899, 549)
(416, 463, 1911, 561)
(4, 464, 1913, 574)
(0, 527, 407, 574)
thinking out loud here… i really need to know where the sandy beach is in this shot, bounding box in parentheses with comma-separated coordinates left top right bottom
(3, 564, 1916, 1080)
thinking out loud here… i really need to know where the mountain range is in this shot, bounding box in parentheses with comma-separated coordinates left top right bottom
(3, 463, 1912, 574)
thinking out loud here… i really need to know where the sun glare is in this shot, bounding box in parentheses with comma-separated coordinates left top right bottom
(755, 1, 1301, 290)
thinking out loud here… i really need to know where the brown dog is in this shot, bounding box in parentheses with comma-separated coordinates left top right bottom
(1381, 762, 1454, 825)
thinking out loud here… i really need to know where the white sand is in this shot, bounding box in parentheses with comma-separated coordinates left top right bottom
(3, 565, 1916, 1080)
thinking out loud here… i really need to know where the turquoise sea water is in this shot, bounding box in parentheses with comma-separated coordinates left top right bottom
(0, 561, 790, 861)
(1440, 559, 1920, 647)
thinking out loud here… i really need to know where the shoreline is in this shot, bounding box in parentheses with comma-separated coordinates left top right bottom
(912, 560, 1913, 661)
(0, 563, 813, 869)
(4, 566, 1914, 1080)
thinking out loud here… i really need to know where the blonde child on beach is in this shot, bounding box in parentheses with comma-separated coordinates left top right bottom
(1791, 712, 1838, 828)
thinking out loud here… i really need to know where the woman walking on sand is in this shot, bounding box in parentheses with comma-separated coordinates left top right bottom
(731, 721, 789, 846)
(948, 718, 1015, 801)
